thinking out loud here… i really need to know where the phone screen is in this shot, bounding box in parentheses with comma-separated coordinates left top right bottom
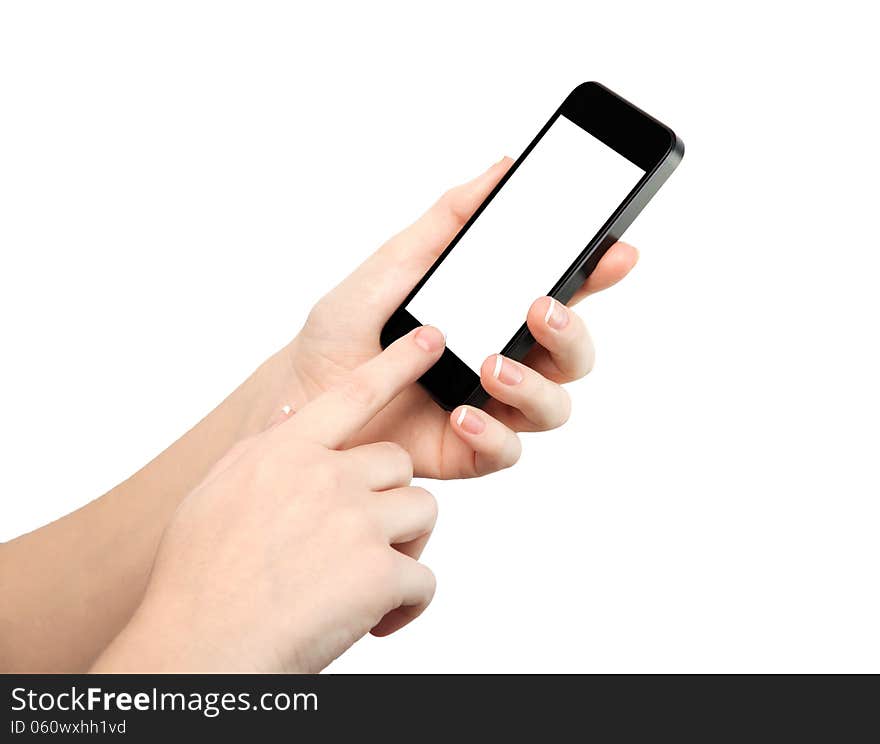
(405, 114, 645, 372)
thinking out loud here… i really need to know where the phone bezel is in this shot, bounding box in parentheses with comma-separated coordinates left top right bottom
(380, 81, 684, 411)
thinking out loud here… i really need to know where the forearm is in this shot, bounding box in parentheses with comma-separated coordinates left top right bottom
(0, 348, 301, 672)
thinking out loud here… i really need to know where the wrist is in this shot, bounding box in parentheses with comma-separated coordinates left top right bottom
(92, 587, 307, 673)
(235, 341, 311, 439)
(89, 595, 197, 673)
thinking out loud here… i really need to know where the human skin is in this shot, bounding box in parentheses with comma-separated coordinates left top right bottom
(0, 158, 637, 672)
(283, 158, 638, 477)
(92, 327, 447, 673)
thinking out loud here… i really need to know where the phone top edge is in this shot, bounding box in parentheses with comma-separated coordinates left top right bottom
(562, 82, 681, 172)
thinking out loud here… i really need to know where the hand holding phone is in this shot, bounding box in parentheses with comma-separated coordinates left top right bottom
(382, 82, 683, 410)
(273, 86, 665, 479)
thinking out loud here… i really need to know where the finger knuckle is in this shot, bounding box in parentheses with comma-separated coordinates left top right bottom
(380, 441, 413, 479)
(304, 296, 334, 332)
(336, 373, 376, 410)
(414, 487, 439, 528)
(380, 439, 408, 460)
(436, 186, 473, 224)
(580, 347, 596, 377)
(557, 390, 573, 426)
(502, 436, 523, 470)
(540, 387, 571, 430)
(421, 564, 438, 600)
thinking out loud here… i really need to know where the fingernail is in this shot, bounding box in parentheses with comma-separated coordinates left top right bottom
(455, 406, 485, 435)
(415, 326, 445, 352)
(544, 298, 569, 330)
(492, 354, 523, 385)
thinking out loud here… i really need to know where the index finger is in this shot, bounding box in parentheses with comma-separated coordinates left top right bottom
(288, 326, 446, 448)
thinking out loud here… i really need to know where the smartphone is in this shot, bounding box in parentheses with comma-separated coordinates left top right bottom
(381, 82, 684, 410)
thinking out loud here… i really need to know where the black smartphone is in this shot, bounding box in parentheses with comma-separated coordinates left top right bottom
(381, 82, 683, 411)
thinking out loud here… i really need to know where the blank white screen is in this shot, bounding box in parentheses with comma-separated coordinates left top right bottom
(406, 115, 644, 372)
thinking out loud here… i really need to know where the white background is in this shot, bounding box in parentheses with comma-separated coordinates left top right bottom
(1, 1, 877, 673)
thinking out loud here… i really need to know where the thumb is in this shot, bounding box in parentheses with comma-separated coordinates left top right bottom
(329, 156, 514, 328)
